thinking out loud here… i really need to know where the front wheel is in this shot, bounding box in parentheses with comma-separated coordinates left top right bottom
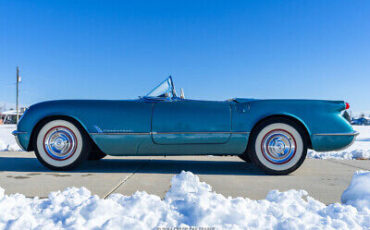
(248, 118, 307, 175)
(33, 119, 90, 170)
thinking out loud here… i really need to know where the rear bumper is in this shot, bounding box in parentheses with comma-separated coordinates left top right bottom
(311, 131, 359, 152)
(12, 131, 28, 151)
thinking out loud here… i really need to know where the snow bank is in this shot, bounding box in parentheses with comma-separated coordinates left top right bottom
(308, 126, 370, 160)
(355, 125, 370, 142)
(0, 125, 21, 151)
(342, 171, 370, 210)
(307, 142, 370, 160)
(0, 171, 369, 230)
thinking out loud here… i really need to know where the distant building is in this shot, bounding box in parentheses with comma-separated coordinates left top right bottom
(351, 116, 370, 125)
(0, 108, 27, 124)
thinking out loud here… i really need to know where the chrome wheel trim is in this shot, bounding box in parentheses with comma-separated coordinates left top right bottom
(261, 129, 296, 165)
(37, 120, 83, 168)
(255, 123, 303, 171)
(43, 126, 77, 161)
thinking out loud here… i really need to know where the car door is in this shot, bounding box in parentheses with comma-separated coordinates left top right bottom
(151, 99, 232, 144)
(86, 100, 153, 155)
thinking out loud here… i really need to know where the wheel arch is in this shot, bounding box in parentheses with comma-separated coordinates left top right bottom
(28, 115, 103, 154)
(248, 114, 312, 149)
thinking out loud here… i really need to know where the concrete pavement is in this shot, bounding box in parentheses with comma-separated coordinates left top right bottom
(0, 152, 369, 204)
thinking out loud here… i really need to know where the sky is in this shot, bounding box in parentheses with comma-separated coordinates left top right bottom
(1, 0, 370, 113)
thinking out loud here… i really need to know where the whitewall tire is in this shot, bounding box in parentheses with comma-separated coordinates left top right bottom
(34, 119, 90, 170)
(249, 118, 307, 175)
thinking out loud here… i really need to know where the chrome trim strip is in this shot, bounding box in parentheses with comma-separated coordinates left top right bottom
(312, 131, 359, 136)
(90, 132, 150, 135)
(12, 131, 27, 136)
(233, 131, 251, 134)
(90, 131, 250, 135)
(151, 131, 250, 134)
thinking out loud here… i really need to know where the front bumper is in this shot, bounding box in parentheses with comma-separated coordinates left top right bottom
(12, 130, 28, 151)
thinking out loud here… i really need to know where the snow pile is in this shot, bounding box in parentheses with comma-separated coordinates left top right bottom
(0, 171, 369, 230)
(355, 126, 370, 142)
(308, 145, 370, 160)
(342, 171, 370, 210)
(0, 125, 21, 151)
(308, 126, 370, 160)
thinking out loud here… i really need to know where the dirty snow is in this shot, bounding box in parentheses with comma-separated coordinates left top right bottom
(1, 124, 369, 160)
(0, 171, 369, 230)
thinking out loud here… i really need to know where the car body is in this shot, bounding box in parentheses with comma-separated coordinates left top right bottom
(13, 77, 358, 174)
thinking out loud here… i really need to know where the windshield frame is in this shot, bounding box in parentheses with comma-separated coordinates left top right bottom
(145, 76, 177, 99)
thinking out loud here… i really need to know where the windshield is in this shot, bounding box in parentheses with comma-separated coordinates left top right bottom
(146, 76, 176, 98)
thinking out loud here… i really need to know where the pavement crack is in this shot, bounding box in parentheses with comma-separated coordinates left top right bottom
(103, 159, 151, 199)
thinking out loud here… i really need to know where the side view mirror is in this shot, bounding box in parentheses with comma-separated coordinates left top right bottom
(180, 88, 185, 99)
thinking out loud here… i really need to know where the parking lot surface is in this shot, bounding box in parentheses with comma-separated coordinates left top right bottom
(0, 152, 369, 204)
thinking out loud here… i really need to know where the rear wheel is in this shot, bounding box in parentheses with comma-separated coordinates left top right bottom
(33, 119, 90, 170)
(249, 118, 307, 175)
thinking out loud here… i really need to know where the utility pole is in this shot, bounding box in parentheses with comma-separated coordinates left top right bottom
(16, 66, 20, 123)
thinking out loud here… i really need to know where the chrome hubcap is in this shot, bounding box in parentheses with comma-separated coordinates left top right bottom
(261, 129, 296, 164)
(44, 126, 77, 160)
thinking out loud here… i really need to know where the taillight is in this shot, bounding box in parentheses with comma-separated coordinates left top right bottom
(345, 102, 350, 110)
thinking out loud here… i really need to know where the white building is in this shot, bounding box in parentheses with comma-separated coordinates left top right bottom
(0, 108, 26, 124)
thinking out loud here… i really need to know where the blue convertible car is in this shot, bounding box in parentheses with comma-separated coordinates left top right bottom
(13, 77, 358, 174)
